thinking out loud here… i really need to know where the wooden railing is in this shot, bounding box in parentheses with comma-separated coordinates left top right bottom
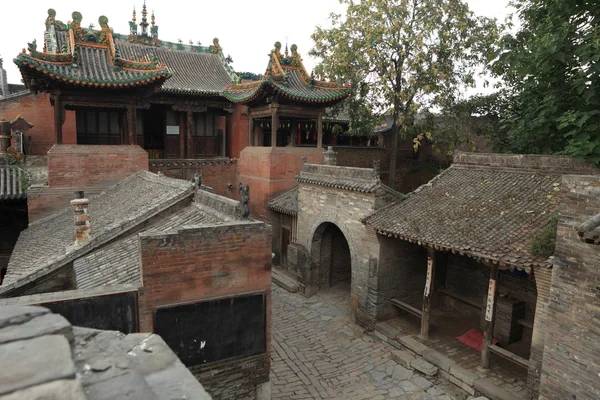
(0, 167, 28, 199)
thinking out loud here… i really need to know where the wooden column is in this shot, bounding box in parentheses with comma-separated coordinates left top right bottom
(53, 93, 63, 144)
(248, 116, 254, 146)
(186, 108, 194, 158)
(221, 124, 227, 156)
(271, 107, 279, 147)
(316, 113, 323, 149)
(126, 103, 137, 145)
(421, 248, 436, 339)
(481, 264, 500, 369)
(179, 113, 186, 158)
(290, 119, 297, 147)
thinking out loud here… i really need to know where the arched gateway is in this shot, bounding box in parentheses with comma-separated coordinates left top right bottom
(268, 160, 402, 322)
(311, 222, 352, 290)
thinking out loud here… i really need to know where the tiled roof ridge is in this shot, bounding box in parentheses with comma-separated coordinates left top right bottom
(0, 173, 195, 296)
(453, 152, 599, 174)
(194, 189, 244, 221)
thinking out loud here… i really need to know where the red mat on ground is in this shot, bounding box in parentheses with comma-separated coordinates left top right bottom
(455, 328, 499, 352)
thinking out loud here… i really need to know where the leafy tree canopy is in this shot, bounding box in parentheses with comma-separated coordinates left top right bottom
(492, 0, 600, 163)
(311, 0, 499, 187)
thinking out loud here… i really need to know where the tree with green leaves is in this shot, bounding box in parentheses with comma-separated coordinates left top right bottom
(492, 1, 600, 163)
(311, 0, 499, 188)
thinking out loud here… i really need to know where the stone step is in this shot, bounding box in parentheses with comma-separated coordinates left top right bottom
(271, 266, 298, 293)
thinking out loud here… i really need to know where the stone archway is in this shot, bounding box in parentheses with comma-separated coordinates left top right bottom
(310, 222, 352, 291)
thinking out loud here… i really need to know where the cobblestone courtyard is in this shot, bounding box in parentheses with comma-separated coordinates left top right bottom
(270, 283, 468, 400)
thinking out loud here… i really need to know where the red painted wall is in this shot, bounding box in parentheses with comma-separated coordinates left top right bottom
(238, 146, 324, 221)
(227, 104, 249, 159)
(0, 93, 76, 155)
(47, 145, 148, 188)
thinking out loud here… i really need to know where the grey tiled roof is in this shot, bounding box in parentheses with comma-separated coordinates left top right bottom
(115, 38, 236, 95)
(74, 203, 218, 289)
(1, 171, 194, 295)
(223, 69, 351, 104)
(267, 187, 298, 216)
(364, 159, 569, 270)
(577, 213, 600, 245)
(297, 164, 397, 195)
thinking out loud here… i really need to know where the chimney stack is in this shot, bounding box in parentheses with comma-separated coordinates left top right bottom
(71, 191, 90, 245)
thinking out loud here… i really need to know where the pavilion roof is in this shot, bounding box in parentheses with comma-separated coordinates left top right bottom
(14, 9, 237, 95)
(223, 43, 351, 105)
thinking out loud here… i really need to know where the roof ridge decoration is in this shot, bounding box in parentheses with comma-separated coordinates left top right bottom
(15, 10, 171, 91)
(223, 42, 351, 105)
(128, 2, 161, 47)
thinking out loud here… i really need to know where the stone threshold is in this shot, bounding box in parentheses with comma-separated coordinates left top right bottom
(271, 266, 299, 293)
(373, 321, 521, 400)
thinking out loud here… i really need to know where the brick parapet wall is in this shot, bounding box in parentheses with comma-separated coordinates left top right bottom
(454, 152, 600, 174)
(47, 145, 148, 188)
(0, 92, 77, 155)
(149, 158, 239, 198)
(137, 221, 272, 398)
(539, 174, 600, 400)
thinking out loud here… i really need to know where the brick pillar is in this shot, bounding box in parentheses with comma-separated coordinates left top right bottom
(527, 266, 552, 398)
(71, 193, 90, 245)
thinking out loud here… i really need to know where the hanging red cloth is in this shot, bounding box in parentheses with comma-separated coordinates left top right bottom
(297, 123, 301, 145)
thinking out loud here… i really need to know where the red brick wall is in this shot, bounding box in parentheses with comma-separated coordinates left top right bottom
(137, 221, 272, 335)
(227, 104, 249, 159)
(137, 222, 272, 398)
(0, 93, 76, 155)
(238, 146, 324, 221)
(47, 145, 148, 188)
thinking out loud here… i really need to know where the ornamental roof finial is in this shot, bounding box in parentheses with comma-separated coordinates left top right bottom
(140, 1, 149, 36)
(285, 36, 289, 57)
(151, 10, 155, 26)
(132, 6, 136, 23)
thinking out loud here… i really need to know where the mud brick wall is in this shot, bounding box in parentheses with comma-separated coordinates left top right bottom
(0, 93, 77, 155)
(539, 175, 600, 400)
(47, 145, 148, 188)
(138, 221, 272, 399)
(333, 146, 389, 169)
(371, 237, 427, 321)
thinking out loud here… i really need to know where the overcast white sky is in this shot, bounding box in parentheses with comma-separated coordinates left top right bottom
(1, 0, 513, 94)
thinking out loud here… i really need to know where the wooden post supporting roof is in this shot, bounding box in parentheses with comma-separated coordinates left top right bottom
(248, 116, 254, 146)
(179, 113, 186, 158)
(481, 264, 500, 369)
(317, 113, 323, 149)
(421, 248, 435, 339)
(186, 108, 194, 158)
(271, 106, 279, 147)
(53, 93, 63, 144)
(127, 103, 137, 145)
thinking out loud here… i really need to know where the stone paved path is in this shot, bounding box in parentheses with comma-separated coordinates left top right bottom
(270, 283, 469, 400)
